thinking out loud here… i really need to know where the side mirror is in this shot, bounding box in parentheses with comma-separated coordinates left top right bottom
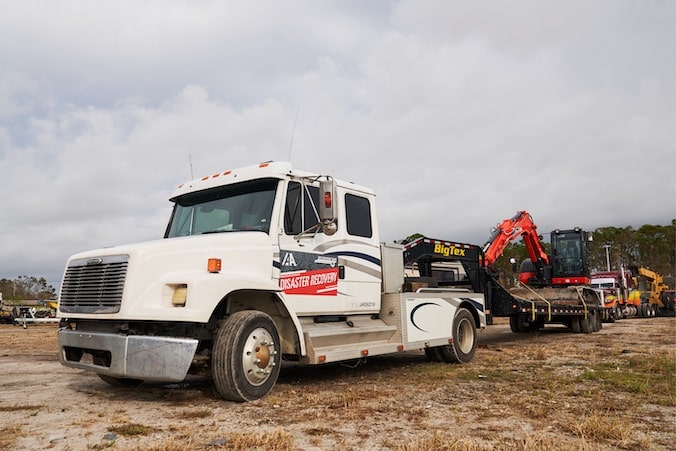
(319, 178, 337, 235)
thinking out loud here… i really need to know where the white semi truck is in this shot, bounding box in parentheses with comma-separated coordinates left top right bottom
(57, 162, 486, 401)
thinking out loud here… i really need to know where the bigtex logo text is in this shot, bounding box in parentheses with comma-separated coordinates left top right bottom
(434, 243, 466, 257)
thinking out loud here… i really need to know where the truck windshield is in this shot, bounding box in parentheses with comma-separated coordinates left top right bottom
(165, 178, 278, 237)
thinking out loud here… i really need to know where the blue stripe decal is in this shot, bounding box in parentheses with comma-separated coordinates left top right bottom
(461, 297, 485, 312)
(324, 251, 381, 267)
(272, 251, 380, 270)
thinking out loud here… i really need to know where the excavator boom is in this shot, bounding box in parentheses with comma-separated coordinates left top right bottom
(483, 210, 549, 267)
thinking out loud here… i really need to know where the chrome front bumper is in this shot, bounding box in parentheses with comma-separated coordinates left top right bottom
(58, 329, 199, 382)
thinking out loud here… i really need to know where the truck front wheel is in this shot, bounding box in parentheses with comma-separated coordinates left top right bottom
(212, 311, 281, 402)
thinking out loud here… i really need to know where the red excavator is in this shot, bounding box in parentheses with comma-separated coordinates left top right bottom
(482, 211, 603, 333)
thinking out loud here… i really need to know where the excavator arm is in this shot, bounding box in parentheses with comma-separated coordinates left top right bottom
(483, 211, 550, 268)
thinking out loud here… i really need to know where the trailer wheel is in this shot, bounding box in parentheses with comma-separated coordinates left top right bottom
(212, 311, 281, 402)
(581, 313, 593, 334)
(509, 314, 529, 333)
(596, 310, 603, 330)
(590, 310, 601, 332)
(437, 308, 476, 363)
(570, 317, 581, 333)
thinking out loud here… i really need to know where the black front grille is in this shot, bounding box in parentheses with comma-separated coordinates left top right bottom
(59, 255, 128, 314)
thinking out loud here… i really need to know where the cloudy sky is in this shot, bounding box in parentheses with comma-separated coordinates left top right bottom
(1, 0, 674, 289)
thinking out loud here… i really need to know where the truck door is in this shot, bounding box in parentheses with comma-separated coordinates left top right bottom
(276, 179, 380, 316)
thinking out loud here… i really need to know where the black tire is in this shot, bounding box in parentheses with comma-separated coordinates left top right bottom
(590, 310, 601, 332)
(581, 313, 592, 334)
(98, 374, 142, 386)
(424, 347, 444, 362)
(509, 314, 529, 333)
(212, 311, 281, 402)
(570, 317, 581, 333)
(438, 308, 476, 363)
(529, 318, 545, 332)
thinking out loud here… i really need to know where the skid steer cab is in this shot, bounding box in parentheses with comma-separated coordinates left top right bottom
(57, 162, 486, 401)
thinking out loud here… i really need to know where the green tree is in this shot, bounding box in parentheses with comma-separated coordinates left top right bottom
(0, 276, 57, 301)
(587, 222, 675, 287)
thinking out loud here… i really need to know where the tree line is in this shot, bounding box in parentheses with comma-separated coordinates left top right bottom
(0, 276, 57, 301)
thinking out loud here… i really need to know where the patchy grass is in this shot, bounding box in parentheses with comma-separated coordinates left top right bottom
(172, 408, 212, 420)
(0, 424, 22, 449)
(0, 404, 44, 412)
(1, 318, 674, 450)
(108, 422, 157, 436)
(578, 350, 676, 405)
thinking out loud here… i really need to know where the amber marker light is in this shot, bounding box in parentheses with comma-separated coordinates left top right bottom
(324, 191, 332, 208)
(208, 258, 222, 273)
(361, 349, 369, 357)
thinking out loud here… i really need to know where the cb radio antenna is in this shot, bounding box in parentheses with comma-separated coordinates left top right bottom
(288, 105, 300, 162)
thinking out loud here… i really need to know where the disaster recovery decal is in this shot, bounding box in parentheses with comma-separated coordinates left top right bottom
(279, 250, 339, 296)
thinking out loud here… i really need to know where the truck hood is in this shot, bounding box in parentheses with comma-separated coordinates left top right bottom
(59, 232, 277, 322)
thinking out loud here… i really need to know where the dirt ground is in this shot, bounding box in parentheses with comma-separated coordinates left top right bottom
(0, 317, 674, 450)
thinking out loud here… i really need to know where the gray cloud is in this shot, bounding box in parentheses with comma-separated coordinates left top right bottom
(0, 0, 673, 288)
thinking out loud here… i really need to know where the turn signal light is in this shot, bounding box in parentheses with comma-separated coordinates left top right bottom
(208, 258, 222, 273)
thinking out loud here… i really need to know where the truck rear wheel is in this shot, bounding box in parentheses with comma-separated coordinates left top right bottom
(439, 308, 476, 363)
(212, 310, 281, 402)
(424, 347, 444, 362)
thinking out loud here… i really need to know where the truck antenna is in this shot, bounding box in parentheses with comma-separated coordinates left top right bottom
(288, 106, 300, 162)
(189, 154, 194, 179)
